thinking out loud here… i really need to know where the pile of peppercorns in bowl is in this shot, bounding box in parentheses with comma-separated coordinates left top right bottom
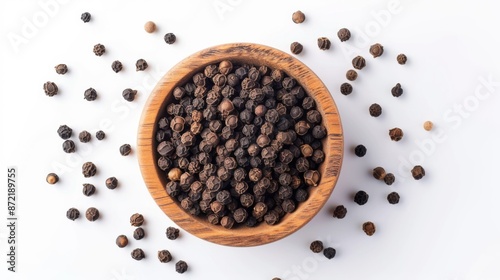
(137, 43, 344, 247)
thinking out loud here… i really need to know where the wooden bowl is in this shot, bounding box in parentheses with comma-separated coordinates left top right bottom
(137, 43, 343, 247)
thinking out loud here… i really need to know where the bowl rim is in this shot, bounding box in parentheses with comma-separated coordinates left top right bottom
(137, 42, 343, 247)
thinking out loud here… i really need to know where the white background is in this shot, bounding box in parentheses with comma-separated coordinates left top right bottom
(1, 0, 500, 279)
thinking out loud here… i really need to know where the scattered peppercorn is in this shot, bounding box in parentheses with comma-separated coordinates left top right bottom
(66, 208, 80, 221)
(352, 56, 366, 70)
(85, 207, 99, 221)
(346, 69, 358, 81)
(81, 12, 91, 23)
(310, 240, 324, 253)
(292, 10, 305, 23)
(423, 121, 433, 131)
(136, 59, 148, 71)
(111, 60, 123, 73)
(130, 213, 144, 227)
(54, 64, 68, 74)
(175, 260, 188, 273)
(120, 144, 132, 156)
(82, 162, 97, 177)
(317, 37, 331, 50)
(337, 28, 351, 42)
(290, 42, 303, 54)
(122, 88, 137, 102)
(131, 248, 145, 260)
(354, 191, 369, 205)
(84, 87, 97, 101)
(369, 103, 382, 117)
(369, 43, 384, 58)
(144, 21, 156, 33)
(164, 33, 176, 44)
(323, 247, 336, 259)
(384, 173, 395, 185)
(397, 53, 407, 65)
(43, 81, 58, 96)
(62, 140, 76, 153)
(93, 44, 105, 56)
(79, 130, 91, 143)
(57, 125, 72, 139)
(354, 145, 366, 157)
(373, 167, 386, 180)
(387, 192, 400, 204)
(82, 183, 96, 196)
(158, 250, 172, 263)
(391, 83, 403, 97)
(389, 128, 404, 141)
(95, 130, 105, 140)
(133, 227, 145, 240)
(411, 165, 425, 180)
(116, 235, 128, 248)
(362, 221, 376, 236)
(105, 177, 118, 189)
(340, 82, 353, 95)
(166, 226, 180, 240)
(333, 205, 347, 219)
(46, 173, 59, 184)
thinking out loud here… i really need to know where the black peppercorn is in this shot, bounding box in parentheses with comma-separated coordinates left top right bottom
(340, 83, 353, 95)
(175, 260, 188, 274)
(369, 103, 382, 117)
(82, 162, 96, 177)
(133, 227, 145, 240)
(136, 59, 148, 71)
(81, 12, 91, 23)
(391, 83, 403, 97)
(116, 235, 128, 248)
(84, 87, 97, 101)
(290, 42, 303, 55)
(387, 192, 400, 204)
(62, 140, 76, 153)
(333, 205, 347, 219)
(354, 145, 366, 157)
(55, 64, 68, 74)
(352, 56, 366, 70)
(131, 248, 145, 260)
(85, 207, 99, 221)
(323, 247, 336, 259)
(111, 60, 122, 73)
(389, 127, 404, 141)
(105, 177, 118, 189)
(317, 37, 331, 50)
(354, 190, 369, 205)
(66, 208, 80, 221)
(369, 43, 384, 58)
(93, 44, 105, 56)
(130, 213, 144, 227)
(57, 125, 72, 139)
(82, 183, 96, 196)
(79, 130, 91, 143)
(337, 28, 351, 42)
(96, 130, 105, 140)
(120, 144, 132, 156)
(384, 173, 395, 185)
(411, 165, 425, 180)
(310, 240, 323, 253)
(122, 88, 137, 102)
(346, 69, 357, 81)
(43, 81, 58, 96)
(166, 226, 180, 240)
(164, 33, 176, 44)
(397, 53, 407, 65)
(158, 250, 172, 263)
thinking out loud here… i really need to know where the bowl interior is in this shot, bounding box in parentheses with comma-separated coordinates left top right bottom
(137, 43, 343, 246)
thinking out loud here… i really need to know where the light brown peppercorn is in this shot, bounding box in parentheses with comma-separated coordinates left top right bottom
(116, 235, 128, 248)
(290, 42, 303, 54)
(397, 53, 407, 65)
(168, 168, 182, 181)
(346, 69, 358, 81)
(46, 173, 59, 184)
(144, 21, 156, 33)
(300, 144, 314, 157)
(369, 43, 384, 58)
(423, 121, 433, 131)
(304, 170, 320, 187)
(389, 127, 404, 141)
(373, 167, 386, 180)
(292, 10, 305, 24)
(363, 221, 376, 236)
(411, 165, 425, 180)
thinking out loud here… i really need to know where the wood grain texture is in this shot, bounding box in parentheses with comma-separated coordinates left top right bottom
(137, 43, 343, 247)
